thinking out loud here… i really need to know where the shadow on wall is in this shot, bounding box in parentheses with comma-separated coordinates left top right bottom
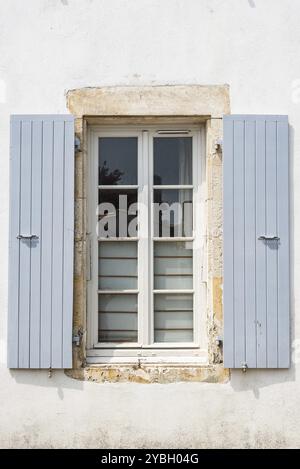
(230, 124, 296, 397)
(8, 369, 84, 400)
(248, 0, 256, 8)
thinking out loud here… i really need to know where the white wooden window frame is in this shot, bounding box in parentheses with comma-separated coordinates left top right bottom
(87, 124, 208, 364)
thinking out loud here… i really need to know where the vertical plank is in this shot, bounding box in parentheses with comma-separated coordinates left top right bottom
(40, 120, 54, 368)
(277, 120, 290, 367)
(256, 119, 267, 367)
(51, 121, 65, 367)
(223, 117, 234, 368)
(18, 121, 32, 368)
(30, 120, 42, 368)
(233, 120, 245, 368)
(7, 118, 21, 368)
(62, 119, 74, 368)
(244, 120, 257, 367)
(266, 121, 278, 367)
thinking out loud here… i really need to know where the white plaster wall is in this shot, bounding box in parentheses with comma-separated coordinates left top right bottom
(0, 0, 300, 448)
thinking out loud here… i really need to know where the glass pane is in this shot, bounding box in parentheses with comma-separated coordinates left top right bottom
(99, 294, 137, 312)
(154, 241, 193, 257)
(153, 189, 192, 237)
(153, 137, 192, 185)
(99, 258, 137, 276)
(154, 254, 192, 274)
(99, 241, 137, 258)
(154, 293, 193, 343)
(155, 330, 193, 342)
(99, 276, 137, 290)
(99, 329, 138, 342)
(98, 189, 137, 237)
(98, 294, 138, 343)
(99, 313, 137, 331)
(99, 137, 137, 185)
(154, 293, 193, 311)
(98, 241, 137, 290)
(154, 274, 192, 290)
(155, 311, 193, 329)
(154, 241, 193, 289)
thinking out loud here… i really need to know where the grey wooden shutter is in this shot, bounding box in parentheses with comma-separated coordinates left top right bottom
(223, 115, 290, 369)
(8, 115, 74, 369)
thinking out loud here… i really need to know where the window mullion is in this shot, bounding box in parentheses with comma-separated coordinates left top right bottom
(138, 131, 150, 345)
(149, 133, 154, 345)
(92, 131, 99, 347)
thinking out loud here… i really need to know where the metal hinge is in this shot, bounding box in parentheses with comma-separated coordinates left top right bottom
(73, 328, 84, 347)
(72, 335, 80, 346)
(214, 138, 223, 152)
(75, 136, 81, 152)
(215, 336, 223, 347)
(73, 330, 83, 347)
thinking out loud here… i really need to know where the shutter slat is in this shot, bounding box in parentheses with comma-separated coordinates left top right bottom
(266, 121, 278, 367)
(233, 121, 246, 367)
(7, 119, 21, 368)
(8, 115, 74, 369)
(62, 120, 74, 368)
(18, 121, 32, 368)
(277, 121, 290, 368)
(223, 115, 289, 369)
(255, 119, 267, 367)
(30, 120, 43, 368)
(51, 121, 65, 368)
(244, 120, 256, 368)
(40, 120, 54, 368)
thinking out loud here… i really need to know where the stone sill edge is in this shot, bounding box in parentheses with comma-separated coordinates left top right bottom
(65, 364, 230, 384)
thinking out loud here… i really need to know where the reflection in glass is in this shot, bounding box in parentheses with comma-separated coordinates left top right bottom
(153, 189, 193, 237)
(98, 189, 137, 237)
(99, 137, 137, 185)
(154, 137, 192, 185)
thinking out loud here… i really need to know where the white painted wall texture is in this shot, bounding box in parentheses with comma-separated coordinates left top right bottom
(1, 0, 300, 448)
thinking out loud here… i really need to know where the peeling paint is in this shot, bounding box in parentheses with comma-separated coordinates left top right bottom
(213, 277, 223, 323)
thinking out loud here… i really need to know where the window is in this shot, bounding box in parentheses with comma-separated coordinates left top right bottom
(87, 125, 207, 363)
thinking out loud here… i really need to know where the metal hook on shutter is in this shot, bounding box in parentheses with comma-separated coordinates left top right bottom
(17, 234, 39, 240)
(258, 235, 280, 241)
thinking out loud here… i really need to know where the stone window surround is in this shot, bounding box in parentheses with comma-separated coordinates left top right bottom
(66, 85, 230, 384)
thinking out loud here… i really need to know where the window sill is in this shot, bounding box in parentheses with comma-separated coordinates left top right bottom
(86, 347, 208, 363)
(86, 355, 208, 365)
(65, 362, 229, 384)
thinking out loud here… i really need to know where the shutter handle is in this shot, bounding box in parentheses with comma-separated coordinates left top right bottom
(258, 235, 280, 241)
(17, 234, 39, 240)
